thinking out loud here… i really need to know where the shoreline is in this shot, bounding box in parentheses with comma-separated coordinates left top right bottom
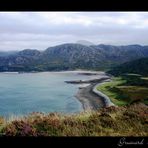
(75, 83, 104, 110)
(0, 70, 104, 74)
(75, 76, 115, 111)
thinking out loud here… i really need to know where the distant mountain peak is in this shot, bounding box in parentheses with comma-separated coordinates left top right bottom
(18, 49, 41, 57)
(76, 40, 95, 46)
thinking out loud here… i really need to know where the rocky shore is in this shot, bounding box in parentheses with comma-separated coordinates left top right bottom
(74, 75, 115, 110)
(75, 83, 105, 110)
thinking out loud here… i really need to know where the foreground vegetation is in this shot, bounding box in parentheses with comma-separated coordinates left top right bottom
(97, 74, 148, 106)
(0, 103, 147, 136)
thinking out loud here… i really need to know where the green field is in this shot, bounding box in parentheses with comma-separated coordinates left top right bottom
(97, 74, 148, 106)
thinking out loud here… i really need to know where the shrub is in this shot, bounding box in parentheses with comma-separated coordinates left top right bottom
(1, 103, 148, 136)
(0, 116, 5, 125)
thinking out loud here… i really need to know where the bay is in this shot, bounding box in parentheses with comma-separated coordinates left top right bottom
(0, 71, 104, 117)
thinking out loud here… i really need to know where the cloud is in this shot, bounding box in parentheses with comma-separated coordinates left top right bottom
(0, 12, 148, 51)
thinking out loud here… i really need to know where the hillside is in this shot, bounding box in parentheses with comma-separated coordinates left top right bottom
(0, 103, 147, 136)
(0, 44, 148, 71)
(107, 57, 148, 76)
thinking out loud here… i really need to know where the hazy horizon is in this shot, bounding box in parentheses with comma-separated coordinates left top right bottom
(0, 12, 148, 51)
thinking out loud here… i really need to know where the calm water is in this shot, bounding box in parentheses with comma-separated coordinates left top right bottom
(0, 71, 104, 117)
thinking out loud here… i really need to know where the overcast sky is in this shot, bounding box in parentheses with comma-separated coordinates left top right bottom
(0, 12, 148, 51)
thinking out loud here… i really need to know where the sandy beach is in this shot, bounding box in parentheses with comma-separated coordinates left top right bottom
(75, 83, 105, 110)
(74, 72, 113, 111)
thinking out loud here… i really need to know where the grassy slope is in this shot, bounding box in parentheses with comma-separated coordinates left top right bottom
(97, 77, 129, 106)
(97, 74, 148, 106)
(0, 103, 147, 136)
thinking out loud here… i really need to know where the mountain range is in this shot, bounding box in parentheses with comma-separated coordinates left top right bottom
(0, 43, 148, 72)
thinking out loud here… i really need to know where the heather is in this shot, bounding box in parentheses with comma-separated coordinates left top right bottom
(0, 103, 147, 136)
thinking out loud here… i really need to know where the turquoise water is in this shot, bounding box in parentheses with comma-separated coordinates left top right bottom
(0, 71, 98, 117)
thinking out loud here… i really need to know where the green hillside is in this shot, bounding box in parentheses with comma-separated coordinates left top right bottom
(108, 57, 148, 76)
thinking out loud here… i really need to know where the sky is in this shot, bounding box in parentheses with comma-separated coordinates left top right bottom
(0, 12, 148, 51)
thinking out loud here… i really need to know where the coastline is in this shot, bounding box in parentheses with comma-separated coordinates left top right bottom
(75, 83, 104, 110)
(0, 69, 106, 75)
(75, 75, 115, 111)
